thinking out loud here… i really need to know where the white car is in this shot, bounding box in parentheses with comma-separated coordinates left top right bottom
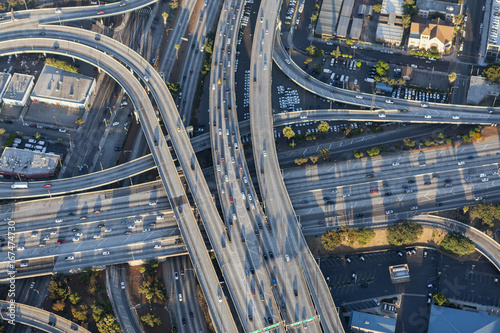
(65, 256, 74, 261)
(75, 232, 82, 237)
(143, 228, 151, 232)
(104, 228, 112, 233)
(121, 282, 125, 289)
(452, 116, 460, 120)
(385, 99, 394, 104)
(392, 162, 400, 166)
(424, 114, 432, 119)
(378, 113, 386, 118)
(55, 218, 63, 223)
(102, 251, 110, 256)
(174, 272, 179, 280)
(17, 246, 25, 251)
(482, 178, 489, 182)
(154, 244, 162, 249)
(343, 193, 351, 197)
(93, 234, 101, 239)
(263, 149, 267, 157)
(134, 218, 142, 223)
(31, 232, 38, 238)
(355, 95, 364, 99)
(458, 161, 465, 165)
(128, 224, 135, 229)
(373, 298, 380, 306)
(72, 237, 80, 242)
(149, 201, 157, 206)
(421, 103, 429, 107)
(20, 263, 29, 267)
(156, 214, 164, 220)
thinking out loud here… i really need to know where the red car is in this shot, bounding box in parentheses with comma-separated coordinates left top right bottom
(93, 210, 101, 214)
(190, 69, 193, 75)
(190, 312, 194, 320)
(57, 239, 65, 244)
(43, 184, 52, 188)
(445, 179, 452, 183)
(229, 196, 234, 203)
(97, 10, 104, 14)
(370, 189, 379, 194)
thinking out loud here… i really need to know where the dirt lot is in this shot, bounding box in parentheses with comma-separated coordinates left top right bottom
(307, 226, 448, 257)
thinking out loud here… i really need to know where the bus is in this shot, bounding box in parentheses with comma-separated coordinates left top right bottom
(11, 182, 28, 189)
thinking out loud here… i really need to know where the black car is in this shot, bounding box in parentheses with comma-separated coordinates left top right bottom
(424, 181, 431, 185)
(182, 318, 186, 326)
(360, 283, 369, 288)
(385, 192, 392, 196)
(263, 253, 268, 260)
(326, 200, 334, 204)
(124, 231, 132, 235)
(294, 289, 298, 296)
(366, 174, 374, 178)
(408, 180, 416, 183)
(323, 196, 330, 200)
(248, 314, 253, 321)
(436, 203, 443, 206)
(250, 267, 255, 275)
(356, 213, 364, 217)
(269, 252, 274, 259)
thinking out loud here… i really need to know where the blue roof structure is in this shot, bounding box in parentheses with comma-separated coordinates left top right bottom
(428, 305, 500, 333)
(349, 311, 396, 333)
(375, 82, 394, 93)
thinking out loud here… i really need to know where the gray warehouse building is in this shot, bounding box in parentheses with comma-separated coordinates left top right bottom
(30, 65, 95, 109)
(1, 73, 34, 106)
(316, 0, 342, 38)
(0, 72, 11, 104)
(350, 18, 363, 39)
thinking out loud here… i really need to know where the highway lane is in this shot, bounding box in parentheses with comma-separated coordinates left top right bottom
(107, 265, 143, 333)
(250, 1, 343, 332)
(0, 37, 237, 331)
(208, 0, 283, 331)
(272, 33, 500, 117)
(0, 300, 90, 332)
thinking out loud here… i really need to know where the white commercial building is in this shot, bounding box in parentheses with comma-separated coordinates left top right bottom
(416, 0, 462, 23)
(1, 73, 34, 106)
(30, 65, 95, 109)
(381, 0, 404, 16)
(0, 72, 11, 104)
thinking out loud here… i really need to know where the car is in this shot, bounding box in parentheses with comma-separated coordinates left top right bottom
(330, 189, 337, 194)
(80, 216, 87, 220)
(385, 99, 394, 104)
(285, 254, 290, 262)
(361, 283, 369, 288)
(356, 213, 364, 217)
(458, 161, 465, 165)
(385, 210, 394, 214)
(343, 193, 351, 197)
(366, 174, 374, 179)
(44, 184, 52, 188)
(57, 239, 65, 244)
(408, 179, 416, 183)
(102, 251, 110, 256)
(93, 234, 101, 239)
(355, 95, 364, 99)
(370, 189, 379, 194)
(378, 113, 386, 118)
(182, 318, 186, 326)
(17, 246, 25, 251)
(31, 232, 38, 238)
(149, 201, 157, 206)
(346, 257, 352, 263)
(359, 255, 365, 262)
(263, 253, 268, 260)
(143, 227, 151, 232)
(436, 203, 443, 206)
(373, 298, 380, 306)
(179, 293, 183, 302)
(424, 114, 432, 119)
(48, 321, 55, 327)
(392, 162, 400, 166)
(97, 10, 104, 14)
(421, 103, 429, 107)
(482, 178, 489, 182)
(445, 179, 452, 183)
(410, 206, 419, 210)
(55, 218, 63, 223)
(452, 116, 460, 120)
(385, 192, 392, 196)
(65, 256, 74, 261)
(30, 282, 35, 289)
(121, 282, 125, 289)
(20, 262, 29, 267)
(190, 311, 194, 320)
(427, 284, 433, 288)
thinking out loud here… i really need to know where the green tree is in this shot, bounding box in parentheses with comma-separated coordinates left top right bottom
(483, 64, 500, 83)
(167, 82, 182, 100)
(366, 146, 380, 156)
(313, 63, 322, 74)
(306, 45, 317, 56)
(356, 228, 376, 246)
(314, 48, 324, 58)
(45, 58, 78, 73)
(96, 314, 121, 333)
(403, 138, 415, 148)
(317, 121, 330, 133)
(448, 72, 457, 83)
(440, 232, 475, 256)
(445, 138, 452, 144)
(69, 292, 82, 305)
(0, 128, 5, 136)
(141, 312, 162, 327)
(309, 155, 319, 164)
(373, 3, 382, 13)
(453, 14, 463, 26)
(72, 304, 88, 322)
(469, 202, 500, 227)
(425, 140, 432, 146)
(386, 221, 423, 246)
(353, 149, 364, 159)
(294, 157, 308, 165)
(438, 132, 444, 139)
(320, 148, 330, 160)
(0, 3, 7, 11)
(375, 60, 390, 77)
(304, 57, 312, 65)
(433, 293, 448, 306)
(346, 39, 354, 46)
(356, 61, 362, 68)
(283, 126, 295, 139)
(48, 276, 70, 301)
(52, 299, 65, 312)
(34, 132, 41, 139)
(402, 14, 412, 29)
(322, 230, 343, 250)
(75, 118, 84, 126)
(462, 134, 471, 143)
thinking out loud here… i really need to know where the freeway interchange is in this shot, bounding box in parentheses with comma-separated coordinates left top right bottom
(1, 0, 500, 332)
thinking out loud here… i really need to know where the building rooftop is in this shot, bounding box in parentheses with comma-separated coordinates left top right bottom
(381, 0, 404, 16)
(336, 16, 350, 38)
(428, 305, 500, 333)
(488, 2, 500, 47)
(349, 311, 396, 333)
(0, 148, 60, 177)
(2, 73, 34, 102)
(410, 19, 454, 45)
(0, 72, 11, 97)
(416, 0, 461, 16)
(316, 0, 342, 37)
(350, 18, 363, 39)
(340, 0, 355, 17)
(376, 23, 404, 44)
(31, 65, 95, 105)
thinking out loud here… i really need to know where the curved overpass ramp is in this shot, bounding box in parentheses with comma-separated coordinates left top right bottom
(0, 300, 90, 332)
(0, 33, 236, 331)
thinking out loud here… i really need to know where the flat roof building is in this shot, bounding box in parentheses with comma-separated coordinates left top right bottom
(350, 18, 363, 40)
(0, 148, 60, 179)
(389, 264, 410, 283)
(416, 0, 462, 23)
(30, 65, 95, 109)
(316, 0, 343, 38)
(336, 16, 350, 38)
(486, 0, 500, 61)
(357, 4, 373, 17)
(0, 72, 12, 104)
(340, 0, 354, 17)
(428, 305, 500, 333)
(349, 311, 396, 333)
(2, 73, 34, 106)
(381, 0, 404, 16)
(376, 23, 404, 46)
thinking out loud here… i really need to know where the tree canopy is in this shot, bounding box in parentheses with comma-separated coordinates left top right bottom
(375, 60, 390, 76)
(386, 221, 423, 246)
(440, 232, 475, 256)
(469, 202, 500, 227)
(317, 121, 330, 133)
(322, 227, 376, 250)
(483, 64, 500, 83)
(283, 126, 295, 139)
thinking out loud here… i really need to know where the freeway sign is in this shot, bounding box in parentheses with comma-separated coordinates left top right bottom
(250, 323, 280, 333)
(289, 317, 316, 327)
